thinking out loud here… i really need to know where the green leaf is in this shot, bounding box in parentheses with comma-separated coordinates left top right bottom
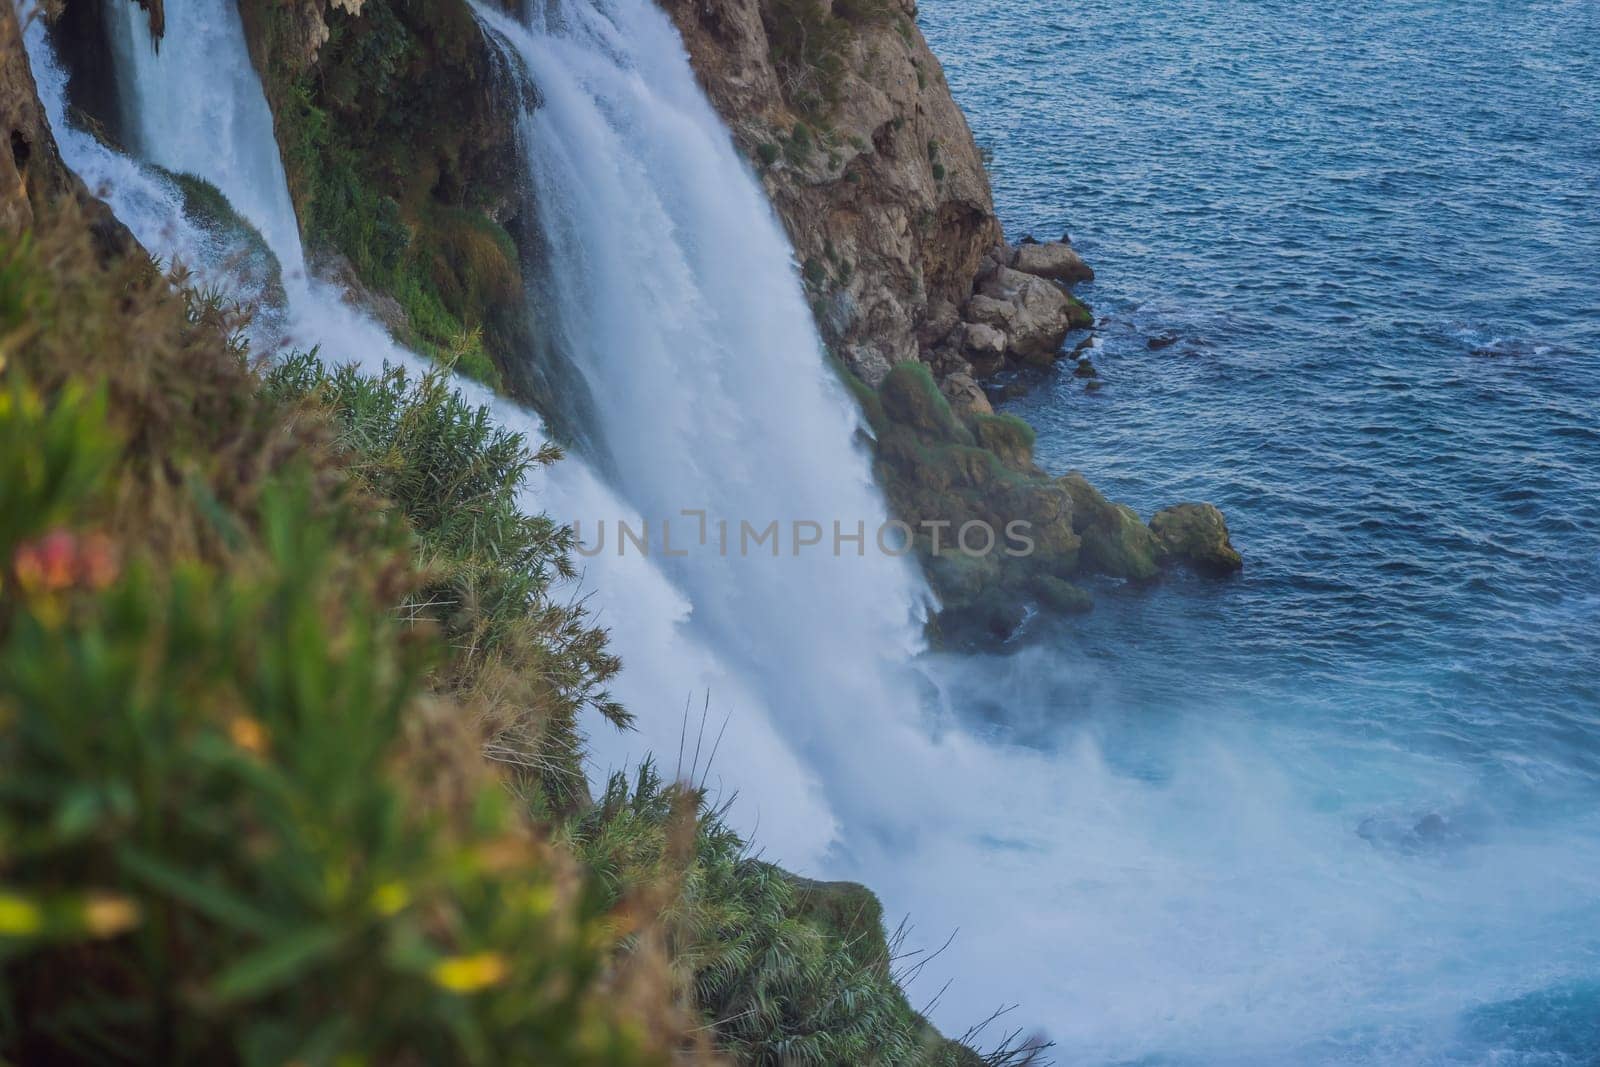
(209, 925, 344, 1003)
(116, 845, 279, 937)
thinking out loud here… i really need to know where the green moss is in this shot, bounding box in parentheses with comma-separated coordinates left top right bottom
(829, 354, 886, 431)
(249, 0, 523, 392)
(972, 412, 1036, 473)
(803, 255, 828, 288)
(878, 361, 969, 443)
(151, 167, 286, 312)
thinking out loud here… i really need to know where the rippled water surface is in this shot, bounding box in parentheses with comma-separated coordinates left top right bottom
(916, 0, 1600, 1061)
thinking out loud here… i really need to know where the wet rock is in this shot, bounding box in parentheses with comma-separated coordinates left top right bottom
(1147, 332, 1180, 350)
(1085, 379, 1105, 394)
(1011, 239, 1094, 284)
(1073, 358, 1098, 379)
(1059, 472, 1162, 582)
(1150, 502, 1243, 575)
(1, 6, 132, 255)
(845, 342, 894, 388)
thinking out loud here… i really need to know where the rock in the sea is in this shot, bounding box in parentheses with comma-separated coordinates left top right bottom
(1150, 503, 1243, 575)
(1058, 472, 1162, 582)
(1011, 240, 1094, 284)
(1147, 332, 1180, 350)
(940, 372, 994, 418)
(967, 267, 1076, 367)
(1073, 358, 1098, 378)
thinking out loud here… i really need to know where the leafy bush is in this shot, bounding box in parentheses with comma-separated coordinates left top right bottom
(0, 402, 666, 1066)
(265, 354, 625, 809)
(567, 763, 984, 1066)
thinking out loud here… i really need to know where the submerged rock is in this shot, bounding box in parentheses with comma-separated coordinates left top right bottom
(1150, 503, 1243, 575)
(1033, 575, 1093, 614)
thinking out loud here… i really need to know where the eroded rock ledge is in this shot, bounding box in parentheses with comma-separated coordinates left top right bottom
(850, 362, 1242, 640)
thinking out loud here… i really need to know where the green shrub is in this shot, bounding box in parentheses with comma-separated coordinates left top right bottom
(566, 764, 974, 1066)
(264, 354, 625, 809)
(762, 0, 888, 119)
(756, 142, 781, 167)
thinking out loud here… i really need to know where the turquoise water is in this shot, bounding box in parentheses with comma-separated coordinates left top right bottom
(918, 0, 1600, 1061)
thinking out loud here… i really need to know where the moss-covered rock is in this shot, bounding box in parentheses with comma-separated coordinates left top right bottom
(861, 362, 1119, 635)
(1058, 471, 1162, 582)
(972, 412, 1035, 472)
(879, 361, 970, 444)
(1152, 502, 1244, 575)
(1033, 574, 1093, 614)
(156, 167, 288, 317)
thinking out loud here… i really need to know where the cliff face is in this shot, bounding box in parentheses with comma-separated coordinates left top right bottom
(236, 0, 531, 388)
(662, 0, 1003, 384)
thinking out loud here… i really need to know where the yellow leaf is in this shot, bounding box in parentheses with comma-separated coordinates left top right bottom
(0, 892, 43, 936)
(370, 882, 409, 917)
(430, 952, 509, 993)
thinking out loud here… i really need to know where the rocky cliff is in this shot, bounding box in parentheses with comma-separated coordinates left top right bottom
(237, 0, 533, 389)
(661, 0, 1092, 392)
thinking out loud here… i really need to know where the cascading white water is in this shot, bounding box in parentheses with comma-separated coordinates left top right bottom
(101, 0, 306, 272)
(474, 0, 952, 866)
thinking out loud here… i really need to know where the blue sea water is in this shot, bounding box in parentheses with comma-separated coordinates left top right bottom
(917, 0, 1600, 1061)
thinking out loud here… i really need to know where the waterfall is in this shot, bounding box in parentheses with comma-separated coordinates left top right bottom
(472, 0, 952, 863)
